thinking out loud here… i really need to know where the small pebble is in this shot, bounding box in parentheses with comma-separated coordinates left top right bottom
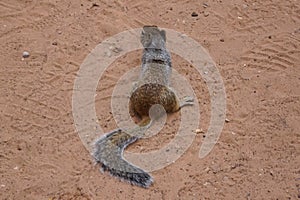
(220, 38, 225, 42)
(203, 11, 209, 17)
(195, 129, 204, 134)
(203, 181, 210, 186)
(52, 41, 58, 45)
(204, 167, 210, 172)
(191, 12, 198, 17)
(91, 3, 99, 7)
(225, 118, 230, 123)
(22, 51, 30, 58)
(203, 3, 209, 8)
(242, 4, 248, 9)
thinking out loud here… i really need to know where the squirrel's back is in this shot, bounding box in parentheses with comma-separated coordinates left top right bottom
(139, 26, 172, 86)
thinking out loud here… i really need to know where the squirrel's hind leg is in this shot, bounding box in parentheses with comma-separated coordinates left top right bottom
(179, 96, 194, 108)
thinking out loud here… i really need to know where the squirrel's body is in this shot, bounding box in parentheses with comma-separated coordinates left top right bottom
(93, 26, 193, 188)
(130, 26, 180, 116)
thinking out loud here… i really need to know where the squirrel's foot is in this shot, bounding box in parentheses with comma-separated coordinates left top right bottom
(179, 96, 194, 108)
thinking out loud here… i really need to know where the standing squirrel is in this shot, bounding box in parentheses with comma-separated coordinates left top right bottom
(93, 26, 193, 188)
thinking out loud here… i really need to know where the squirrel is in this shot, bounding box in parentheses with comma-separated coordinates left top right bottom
(93, 26, 193, 188)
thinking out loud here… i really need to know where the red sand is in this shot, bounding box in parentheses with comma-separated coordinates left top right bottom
(0, 0, 299, 199)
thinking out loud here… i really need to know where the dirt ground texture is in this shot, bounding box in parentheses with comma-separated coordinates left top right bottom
(1, 0, 300, 199)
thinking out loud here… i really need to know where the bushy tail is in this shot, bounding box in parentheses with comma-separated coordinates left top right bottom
(93, 127, 153, 188)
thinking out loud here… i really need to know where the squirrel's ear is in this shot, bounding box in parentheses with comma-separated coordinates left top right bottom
(160, 30, 166, 41)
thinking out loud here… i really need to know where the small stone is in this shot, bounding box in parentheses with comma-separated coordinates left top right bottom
(203, 3, 209, 8)
(203, 11, 209, 17)
(0, 184, 5, 187)
(220, 38, 225, 42)
(237, 16, 243, 20)
(52, 41, 58, 45)
(225, 118, 230, 123)
(191, 12, 198, 17)
(195, 129, 204, 134)
(91, 3, 99, 8)
(22, 51, 30, 58)
(204, 167, 210, 172)
(203, 181, 210, 186)
(13, 166, 18, 170)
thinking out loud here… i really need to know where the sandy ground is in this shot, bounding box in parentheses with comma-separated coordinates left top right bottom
(1, 0, 300, 199)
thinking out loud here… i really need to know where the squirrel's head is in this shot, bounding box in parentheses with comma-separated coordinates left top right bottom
(141, 26, 166, 50)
